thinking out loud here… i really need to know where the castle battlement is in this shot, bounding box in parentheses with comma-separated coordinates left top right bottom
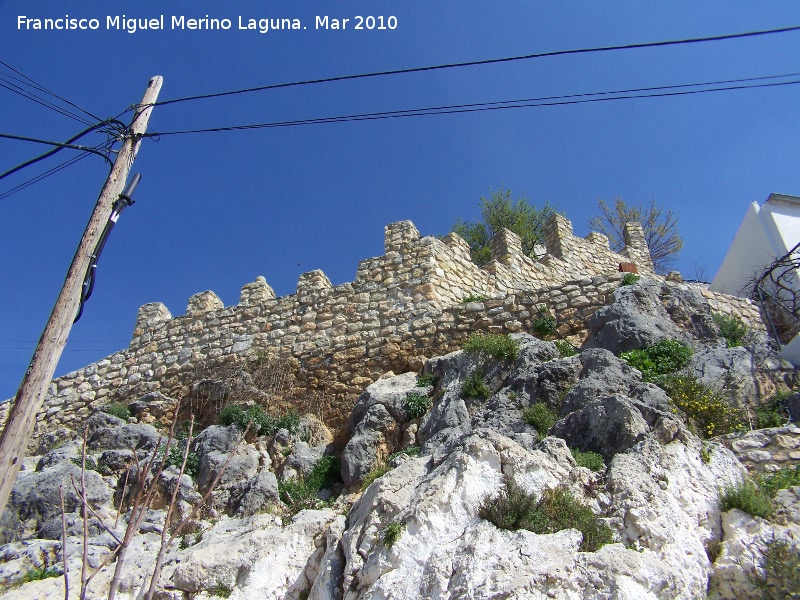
(1, 216, 762, 442)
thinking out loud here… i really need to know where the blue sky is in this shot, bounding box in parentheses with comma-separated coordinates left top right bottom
(1, 1, 799, 400)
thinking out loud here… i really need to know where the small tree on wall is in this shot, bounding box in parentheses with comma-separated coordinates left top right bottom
(588, 197, 682, 274)
(451, 188, 559, 265)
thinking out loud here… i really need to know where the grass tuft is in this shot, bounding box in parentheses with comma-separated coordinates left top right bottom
(463, 333, 520, 362)
(620, 273, 640, 286)
(479, 478, 613, 552)
(103, 402, 130, 420)
(720, 480, 772, 519)
(383, 521, 405, 547)
(405, 392, 432, 420)
(462, 370, 491, 399)
(570, 448, 604, 472)
(219, 404, 299, 436)
(524, 403, 558, 437)
(712, 312, 750, 348)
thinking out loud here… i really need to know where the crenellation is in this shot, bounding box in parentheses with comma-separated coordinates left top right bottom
(0, 216, 771, 443)
(187, 290, 224, 315)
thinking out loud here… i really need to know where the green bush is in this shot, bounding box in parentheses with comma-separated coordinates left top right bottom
(219, 405, 299, 436)
(479, 478, 613, 552)
(758, 465, 800, 499)
(279, 455, 341, 514)
(209, 582, 233, 598)
(720, 480, 772, 519)
(619, 339, 693, 382)
(524, 403, 558, 436)
(163, 435, 200, 479)
(417, 373, 438, 387)
(620, 273, 640, 286)
(755, 390, 791, 429)
(405, 392, 432, 420)
(571, 448, 605, 472)
(463, 333, 520, 362)
(554, 340, 577, 358)
(104, 402, 130, 420)
(532, 307, 557, 338)
(660, 375, 745, 438)
(750, 536, 800, 599)
(460, 293, 487, 304)
(462, 370, 491, 399)
(383, 521, 405, 547)
(19, 567, 60, 583)
(712, 312, 750, 348)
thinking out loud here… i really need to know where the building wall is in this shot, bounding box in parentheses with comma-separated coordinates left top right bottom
(1, 215, 765, 444)
(711, 194, 800, 297)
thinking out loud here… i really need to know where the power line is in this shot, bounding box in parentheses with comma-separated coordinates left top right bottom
(153, 24, 800, 107)
(148, 73, 800, 137)
(0, 78, 94, 126)
(0, 59, 103, 122)
(0, 132, 114, 165)
(0, 140, 114, 201)
(0, 120, 123, 182)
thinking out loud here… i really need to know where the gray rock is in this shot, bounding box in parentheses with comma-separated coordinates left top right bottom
(227, 471, 280, 517)
(562, 349, 673, 418)
(193, 425, 258, 490)
(0, 462, 113, 544)
(418, 389, 470, 446)
(35, 441, 81, 471)
(686, 346, 758, 403)
(587, 278, 684, 353)
(87, 421, 163, 453)
(788, 391, 800, 422)
(280, 442, 324, 482)
(349, 371, 421, 426)
(551, 393, 651, 461)
(341, 403, 398, 489)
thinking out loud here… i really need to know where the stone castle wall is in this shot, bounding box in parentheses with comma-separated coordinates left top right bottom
(0, 214, 766, 439)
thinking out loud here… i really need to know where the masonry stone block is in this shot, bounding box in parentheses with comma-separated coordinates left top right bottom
(186, 291, 224, 315)
(135, 302, 172, 332)
(239, 276, 276, 305)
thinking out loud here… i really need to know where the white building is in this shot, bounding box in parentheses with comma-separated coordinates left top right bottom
(711, 193, 800, 298)
(710, 193, 800, 364)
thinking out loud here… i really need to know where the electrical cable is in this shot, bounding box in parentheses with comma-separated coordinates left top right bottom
(152, 24, 800, 107)
(0, 78, 94, 125)
(0, 59, 103, 122)
(0, 140, 113, 201)
(0, 132, 114, 165)
(148, 74, 800, 137)
(0, 120, 123, 181)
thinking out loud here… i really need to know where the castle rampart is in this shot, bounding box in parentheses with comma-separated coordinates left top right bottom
(1, 215, 765, 441)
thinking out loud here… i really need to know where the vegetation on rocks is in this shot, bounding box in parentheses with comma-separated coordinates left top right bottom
(279, 455, 341, 514)
(755, 390, 791, 429)
(524, 403, 558, 437)
(219, 404, 299, 436)
(463, 332, 520, 362)
(758, 465, 800, 499)
(462, 370, 491, 399)
(620, 273, 640, 286)
(712, 312, 750, 348)
(750, 536, 800, 600)
(619, 338, 693, 383)
(103, 402, 130, 420)
(720, 480, 773, 519)
(404, 392, 432, 420)
(659, 375, 745, 438)
(480, 477, 613, 552)
(554, 340, 577, 358)
(570, 448, 605, 472)
(416, 373, 438, 387)
(383, 521, 405, 547)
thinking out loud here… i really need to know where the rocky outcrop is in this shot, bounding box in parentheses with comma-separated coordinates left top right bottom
(0, 274, 796, 599)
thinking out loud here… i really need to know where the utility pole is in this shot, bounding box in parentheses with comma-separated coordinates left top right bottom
(0, 76, 163, 517)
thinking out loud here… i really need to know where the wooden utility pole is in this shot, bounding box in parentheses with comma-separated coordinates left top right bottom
(0, 76, 163, 517)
